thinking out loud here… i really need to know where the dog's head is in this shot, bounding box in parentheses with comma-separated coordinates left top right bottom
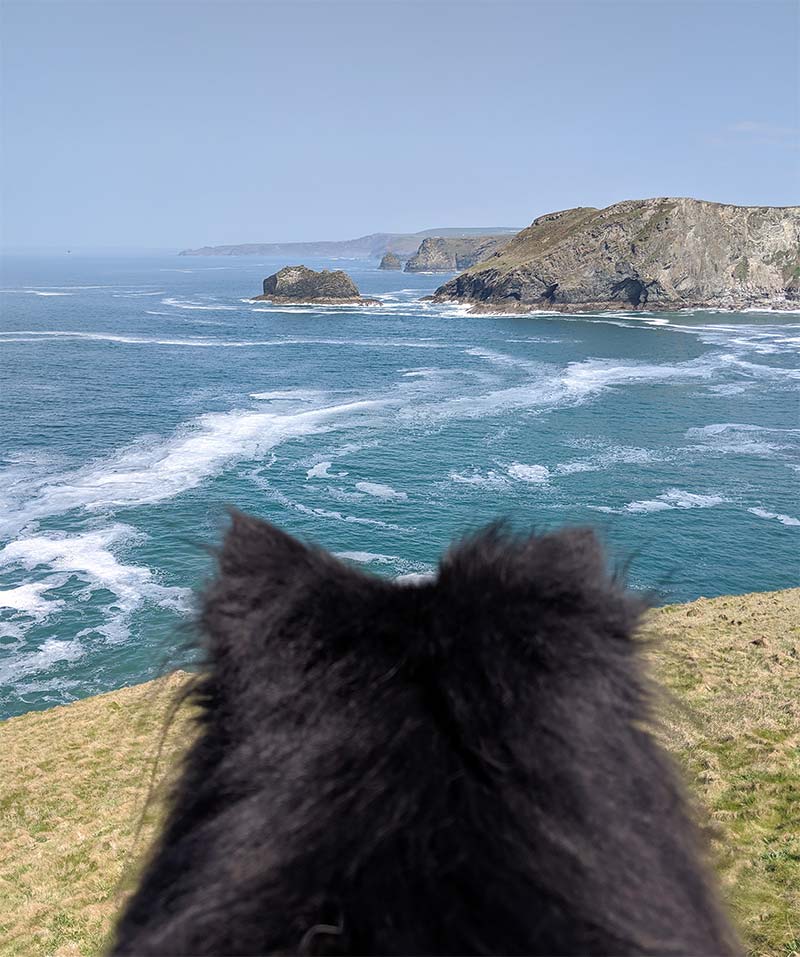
(113, 516, 738, 957)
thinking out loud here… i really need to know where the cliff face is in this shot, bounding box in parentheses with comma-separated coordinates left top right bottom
(433, 199, 800, 311)
(404, 235, 512, 273)
(253, 265, 378, 305)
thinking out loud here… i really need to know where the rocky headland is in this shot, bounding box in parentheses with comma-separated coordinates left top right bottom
(433, 198, 800, 312)
(404, 234, 512, 273)
(378, 251, 403, 270)
(252, 265, 380, 306)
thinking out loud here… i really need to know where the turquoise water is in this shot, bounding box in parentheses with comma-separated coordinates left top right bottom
(1, 254, 798, 717)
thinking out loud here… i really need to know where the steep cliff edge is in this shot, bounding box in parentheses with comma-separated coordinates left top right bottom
(404, 234, 512, 272)
(252, 265, 379, 305)
(433, 198, 800, 312)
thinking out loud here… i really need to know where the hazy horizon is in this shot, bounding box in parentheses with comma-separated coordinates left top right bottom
(2, 0, 798, 250)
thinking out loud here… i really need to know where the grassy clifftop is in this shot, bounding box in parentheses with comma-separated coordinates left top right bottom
(1, 589, 798, 957)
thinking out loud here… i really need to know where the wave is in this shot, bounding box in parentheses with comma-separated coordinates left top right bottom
(0, 524, 191, 663)
(507, 463, 550, 483)
(0, 397, 391, 540)
(449, 469, 510, 489)
(354, 481, 408, 501)
(0, 638, 85, 686)
(591, 488, 728, 515)
(250, 389, 327, 402)
(555, 446, 662, 476)
(685, 422, 800, 458)
(249, 477, 405, 532)
(0, 580, 67, 620)
(161, 297, 237, 311)
(747, 507, 800, 527)
(0, 525, 190, 626)
(307, 461, 334, 479)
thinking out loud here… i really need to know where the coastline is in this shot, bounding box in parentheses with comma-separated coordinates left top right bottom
(431, 296, 800, 316)
(1, 587, 798, 956)
(251, 294, 382, 306)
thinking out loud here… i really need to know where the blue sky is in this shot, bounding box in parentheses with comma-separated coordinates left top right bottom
(1, 0, 797, 249)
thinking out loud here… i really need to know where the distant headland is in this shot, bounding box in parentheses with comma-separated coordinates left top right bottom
(180, 226, 520, 260)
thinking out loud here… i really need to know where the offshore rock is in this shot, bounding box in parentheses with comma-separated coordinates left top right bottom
(378, 251, 403, 270)
(433, 198, 800, 312)
(253, 265, 380, 305)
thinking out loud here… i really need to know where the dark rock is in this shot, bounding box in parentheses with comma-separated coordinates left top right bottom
(378, 251, 403, 270)
(252, 265, 379, 306)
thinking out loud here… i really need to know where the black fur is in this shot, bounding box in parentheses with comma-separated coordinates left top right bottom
(112, 515, 739, 956)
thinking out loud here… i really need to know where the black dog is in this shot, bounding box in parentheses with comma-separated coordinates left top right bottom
(112, 515, 739, 956)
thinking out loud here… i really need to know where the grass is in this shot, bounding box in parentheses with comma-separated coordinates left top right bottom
(1, 589, 798, 957)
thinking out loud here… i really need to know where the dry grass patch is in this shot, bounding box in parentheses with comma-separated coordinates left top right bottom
(0, 589, 798, 956)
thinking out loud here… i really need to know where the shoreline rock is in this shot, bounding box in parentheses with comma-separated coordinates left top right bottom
(252, 265, 380, 306)
(433, 198, 800, 313)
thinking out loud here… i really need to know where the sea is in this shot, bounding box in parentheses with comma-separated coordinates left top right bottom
(1, 253, 798, 718)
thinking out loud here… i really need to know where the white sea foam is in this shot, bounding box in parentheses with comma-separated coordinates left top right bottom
(250, 478, 405, 531)
(591, 489, 728, 515)
(1, 397, 390, 538)
(400, 368, 440, 378)
(449, 469, 510, 489)
(307, 461, 334, 479)
(0, 526, 189, 628)
(161, 297, 236, 311)
(554, 446, 661, 475)
(507, 463, 550, 483)
(250, 389, 326, 402)
(355, 481, 408, 501)
(747, 508, 800, 527)
(0, 638, 85, 686)
(685, 422, 799, 457)
(0, 581, 66, 620)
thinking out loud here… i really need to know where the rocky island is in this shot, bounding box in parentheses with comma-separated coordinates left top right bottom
(252, 265, 380, 306)
(433, 198, 800, 312)
(378, 251, 403, 270)
(404, 234, 512, 273)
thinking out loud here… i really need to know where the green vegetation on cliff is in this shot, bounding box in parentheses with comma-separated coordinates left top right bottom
(435, 198, 800, 312)
(1, 590, 798, 957)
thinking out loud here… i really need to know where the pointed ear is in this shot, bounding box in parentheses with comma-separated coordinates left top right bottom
(522, 526, 608, 588)
(438, 523, 644, 647)
(199, 512, 333, 665)
(216, 509, 320, 587)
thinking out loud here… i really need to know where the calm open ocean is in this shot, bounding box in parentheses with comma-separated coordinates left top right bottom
(1, 253, 798, 717)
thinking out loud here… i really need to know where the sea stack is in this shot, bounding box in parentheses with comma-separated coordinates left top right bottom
(378, 251, 403, 270)
(433, 198, 800, 312)
(253, 265, 380, 305)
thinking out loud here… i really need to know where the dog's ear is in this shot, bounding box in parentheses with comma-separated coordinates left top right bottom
(440, 522, 607, 595)
(215, 509, 323, 589)
(198, 511, 376, 703)
(437, 523, 645, 662)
